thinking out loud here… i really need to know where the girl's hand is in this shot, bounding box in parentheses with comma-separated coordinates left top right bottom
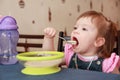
(44, 27, 56, 38)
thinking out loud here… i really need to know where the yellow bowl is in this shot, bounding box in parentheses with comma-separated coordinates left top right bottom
(16, 51, 64, 75)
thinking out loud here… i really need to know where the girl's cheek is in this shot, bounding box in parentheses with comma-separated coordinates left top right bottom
(71, 31, 74, 36)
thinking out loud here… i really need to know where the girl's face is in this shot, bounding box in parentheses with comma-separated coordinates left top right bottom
(71, 17, 98, 56)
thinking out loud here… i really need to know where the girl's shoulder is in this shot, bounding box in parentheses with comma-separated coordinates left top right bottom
(64, 43, 74, 54)
(64, 44, 74, 66)
(102, 53, 120, 73)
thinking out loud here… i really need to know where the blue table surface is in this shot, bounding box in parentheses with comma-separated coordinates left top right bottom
(0, 63, 120, 80)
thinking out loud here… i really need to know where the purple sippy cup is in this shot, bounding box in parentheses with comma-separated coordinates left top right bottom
(0, 16, 19, 65)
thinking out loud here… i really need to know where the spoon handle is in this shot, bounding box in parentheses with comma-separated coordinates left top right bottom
(58, 36, 67, 42)
(58, 36, 76, 45)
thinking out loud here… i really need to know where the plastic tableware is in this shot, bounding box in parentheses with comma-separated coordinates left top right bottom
(16, 51, 64, 75)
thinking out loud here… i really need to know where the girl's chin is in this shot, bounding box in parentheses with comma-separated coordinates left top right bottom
(73, 49, 80, 53)
(72, 46, 79, 52)
(72, 44, 78, 49)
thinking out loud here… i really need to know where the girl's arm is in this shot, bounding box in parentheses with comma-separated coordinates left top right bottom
(102, 53, 120, 74)
(42, 27, 66, 67)
(42, 27, 56, 51)
(111, 66, 120, 74)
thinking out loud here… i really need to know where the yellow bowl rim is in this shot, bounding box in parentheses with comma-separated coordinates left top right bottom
(16, 51, 64, 61)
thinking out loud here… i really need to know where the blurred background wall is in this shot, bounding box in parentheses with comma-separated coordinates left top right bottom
(0, 0, 120, 50)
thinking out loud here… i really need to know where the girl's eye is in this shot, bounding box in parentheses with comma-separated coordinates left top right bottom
(82, 28, 87, 31)
(74, 27, 77, 30)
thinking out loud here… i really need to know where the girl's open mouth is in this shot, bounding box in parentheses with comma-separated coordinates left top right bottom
(72, 37, 79, 48)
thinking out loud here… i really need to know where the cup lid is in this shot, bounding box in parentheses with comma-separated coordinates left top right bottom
(0, 16, 18, 30)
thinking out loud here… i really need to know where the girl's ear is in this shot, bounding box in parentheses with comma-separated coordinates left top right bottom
(94, 37, 105, 47)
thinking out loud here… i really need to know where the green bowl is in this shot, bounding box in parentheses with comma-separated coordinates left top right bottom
(16, 51, 64, 75)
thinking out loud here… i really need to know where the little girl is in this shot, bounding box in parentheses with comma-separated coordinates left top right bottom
(43, 11, 120, 74)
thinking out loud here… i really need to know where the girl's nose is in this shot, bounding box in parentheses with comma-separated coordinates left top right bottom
(72, 30, 79, 34)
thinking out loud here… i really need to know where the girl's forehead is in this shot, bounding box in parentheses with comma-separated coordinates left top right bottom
(75, 17, 97, 30)
(76, 17, 93, 25)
